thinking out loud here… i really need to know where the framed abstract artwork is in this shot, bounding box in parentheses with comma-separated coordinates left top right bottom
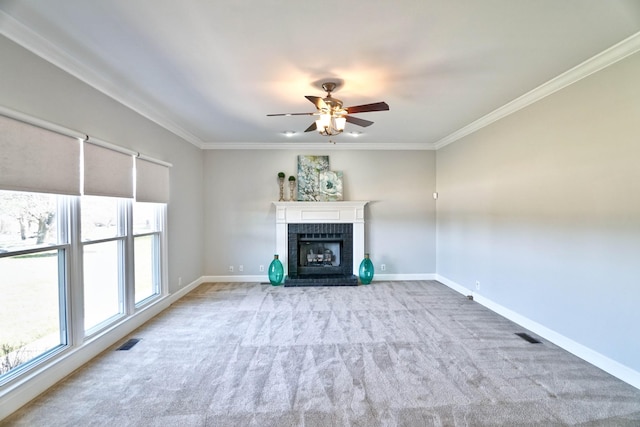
(296, 155, 342, 201)
(318, 170, 343, 201)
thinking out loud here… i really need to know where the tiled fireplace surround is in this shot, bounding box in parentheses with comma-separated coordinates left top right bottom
(273, 201, 368, 286)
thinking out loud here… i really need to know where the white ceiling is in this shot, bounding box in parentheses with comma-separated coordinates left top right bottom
(1, 1, 640, 149)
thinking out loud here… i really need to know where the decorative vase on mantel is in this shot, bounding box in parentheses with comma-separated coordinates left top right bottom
(277, 172, 285, 201)
(268, 254, 284, 286)
(288, 176, 296, 201)
(359, 253, 374, 285)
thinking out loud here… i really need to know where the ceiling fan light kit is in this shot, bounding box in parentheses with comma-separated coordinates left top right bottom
(268, 81, 389, 138)
(315, 114, 346, 136)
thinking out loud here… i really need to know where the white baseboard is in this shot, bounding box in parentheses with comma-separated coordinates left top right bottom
(201, 273, 437, 283)
(0, 277, 204, 421)
(373, 273, 437, 281)
(170, 276, 205, 301)
(435, 274, 640, 390)
(433, 274, 473, 296)
(202, 275, 268, 283)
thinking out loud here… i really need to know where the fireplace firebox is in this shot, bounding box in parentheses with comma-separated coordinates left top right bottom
(285, 223, 358, 286)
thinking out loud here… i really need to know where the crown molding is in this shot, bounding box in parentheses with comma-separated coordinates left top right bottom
(434, 30, 640, 150)
(0, 11, 205, 149)
(1, 14, 427, 152)
(201, 141, 436, 150)
(5, 8, 638, 153)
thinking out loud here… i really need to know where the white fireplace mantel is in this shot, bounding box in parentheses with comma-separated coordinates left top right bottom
(273, 201, 368, 276)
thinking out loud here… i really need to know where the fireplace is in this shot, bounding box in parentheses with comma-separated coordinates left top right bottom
(286, 223, 355, 285)
(273, 201, 368, 286)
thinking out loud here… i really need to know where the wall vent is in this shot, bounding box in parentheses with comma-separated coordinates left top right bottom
(515, 332, 541, 344)
(116, 338, 140, 350)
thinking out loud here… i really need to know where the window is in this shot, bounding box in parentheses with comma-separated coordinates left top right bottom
(79, 198, 166, 330)
(0, 112, 169, 383)
(82, 239, 123, 332)
(0, 192, 167, 380)
(133, 202, 162, 304)
(81, 196, 125, 333)
(0, 191, 68, 378)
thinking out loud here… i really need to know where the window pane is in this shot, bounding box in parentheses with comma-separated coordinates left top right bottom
(0, 250, 64, 377)
(81, 196, 122, 241)
(134, 234, 159, 304)
(133, 202, 160, 234)
(83, 241, 122, 331)
(0, 191, 58, 251)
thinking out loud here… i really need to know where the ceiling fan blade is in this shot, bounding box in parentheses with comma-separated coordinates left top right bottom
(267, 112, 315, 116)
(304, 122, 317, 132)
(345, 115, 374, 127)
(305, 96, 328, 110)
(346, 102, 389, 114)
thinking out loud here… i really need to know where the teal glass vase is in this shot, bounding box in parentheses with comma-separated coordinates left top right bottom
(359, 253, 374, 285)
(268, 254, 284, 286)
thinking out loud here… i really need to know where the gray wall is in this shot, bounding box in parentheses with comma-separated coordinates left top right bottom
(0, 35, 205, 292)
(436, 52, 640, 372)
(203, 149, 437, 276)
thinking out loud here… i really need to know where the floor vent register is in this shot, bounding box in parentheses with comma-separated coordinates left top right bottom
(116, 338, 140, 351)
(515, 332, 542, 344)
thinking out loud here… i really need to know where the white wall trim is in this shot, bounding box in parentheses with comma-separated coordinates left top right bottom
(169, 276, 205, 301)
(0, 277, 204, 421)
(435, 274, 640, 390)
(373, 273, 437, 281)
(1, 8, 433, 153)
(0, 10, 205, 150)
(202, 275, 271, 283)
(201, 142, 436, 150)
(433, 31, 640, 150)
(201, 273, 437, 283)
(3, 8, 638, 153)
(434, 274, 473, 296)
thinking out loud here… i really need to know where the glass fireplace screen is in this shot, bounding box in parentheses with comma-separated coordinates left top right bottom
(298, 241, 342, 267)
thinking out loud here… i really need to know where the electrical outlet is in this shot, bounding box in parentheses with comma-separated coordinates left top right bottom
(475, 281, 480, 290)
(178, 277, 182, 287)
(380, 264, 386, 271)
(239, 265, 243, 272)
(259, 265, 264, 272)
(229, 265, 234, 273)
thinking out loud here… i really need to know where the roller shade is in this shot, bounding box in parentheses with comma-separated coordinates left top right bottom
(135, 157, 170, 203)
(83, 141, 134, 198)
(0, 114, 81, 195)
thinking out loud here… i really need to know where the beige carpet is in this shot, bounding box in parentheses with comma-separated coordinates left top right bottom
(3, 281, 640, 426)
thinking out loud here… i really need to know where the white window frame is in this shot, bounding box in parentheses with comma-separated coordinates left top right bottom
(0, 194, 71, 385)
(80, 198, 127, 337)
(131, 203, 166, 308)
